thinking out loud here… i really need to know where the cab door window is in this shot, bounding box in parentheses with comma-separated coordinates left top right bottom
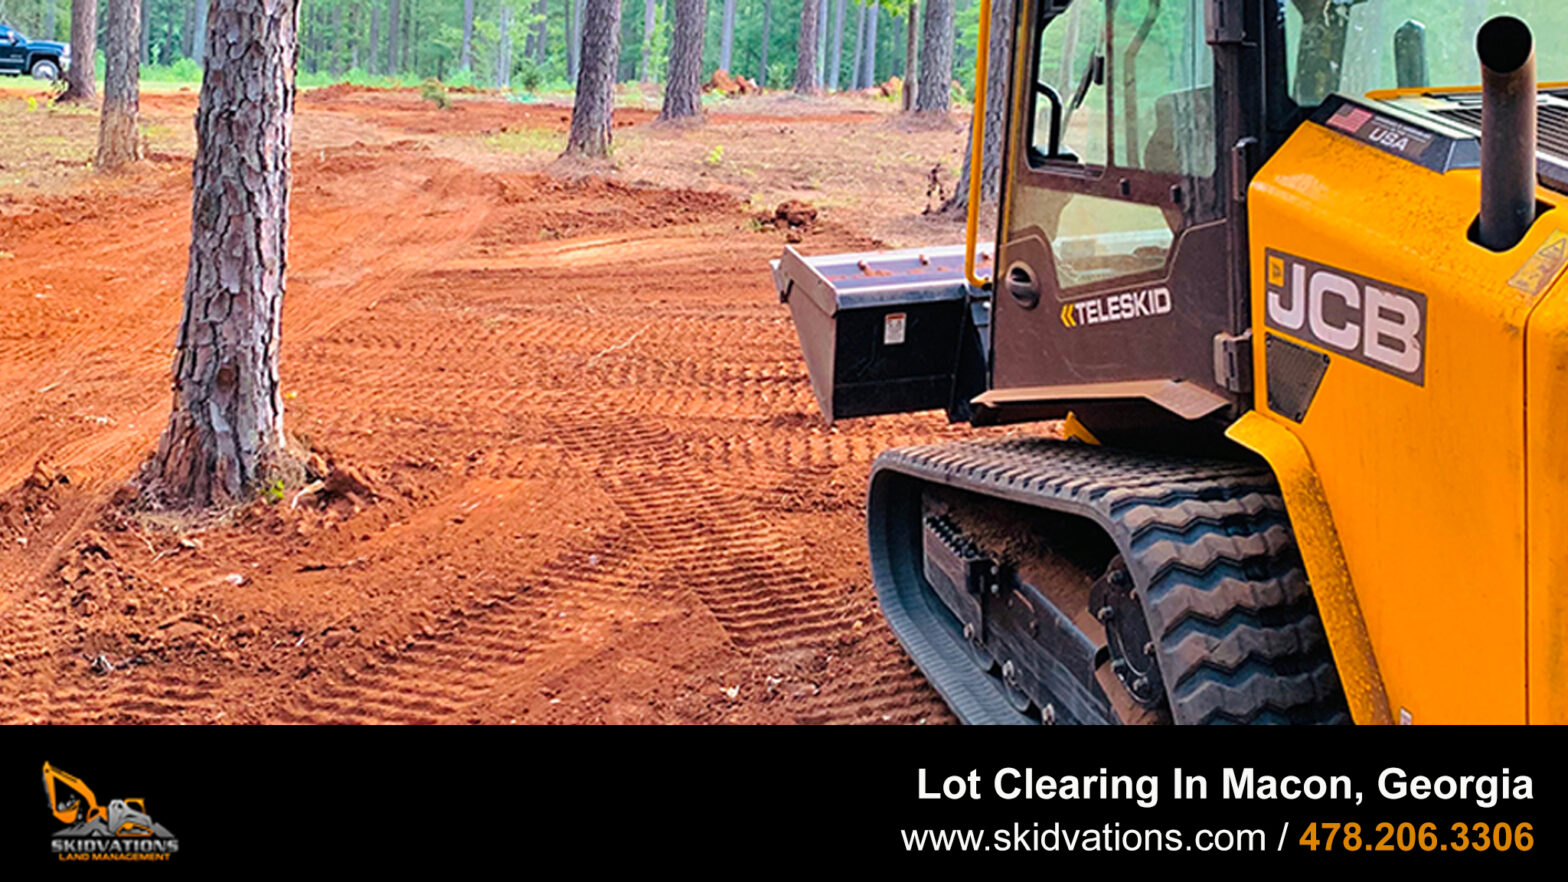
(1022, 0, 1215, 293)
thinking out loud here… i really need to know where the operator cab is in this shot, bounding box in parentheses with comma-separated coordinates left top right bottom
(981, 0, 1552, 448)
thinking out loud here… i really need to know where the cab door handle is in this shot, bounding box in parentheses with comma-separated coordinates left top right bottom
(1006, 263, 1040, 309)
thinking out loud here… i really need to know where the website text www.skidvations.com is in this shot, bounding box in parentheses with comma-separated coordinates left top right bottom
(901, 821, 1277, 854)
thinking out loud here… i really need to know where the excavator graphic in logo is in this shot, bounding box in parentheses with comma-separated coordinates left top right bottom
(43, 762, 174, 839)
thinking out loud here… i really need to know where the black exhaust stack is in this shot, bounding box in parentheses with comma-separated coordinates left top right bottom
(1476, 16, 1538, 252)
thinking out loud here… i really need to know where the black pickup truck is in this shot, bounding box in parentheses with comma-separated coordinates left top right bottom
(0, 23, 69, 81)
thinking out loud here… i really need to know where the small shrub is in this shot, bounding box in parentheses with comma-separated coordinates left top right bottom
(704, 145, 724, 166)
(262, 478, 286, 505)
(420, 77, 450, 109)
(512, 58, 543, 94)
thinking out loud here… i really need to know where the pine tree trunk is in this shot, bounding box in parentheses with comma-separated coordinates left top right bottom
(461, 0, 474, 70)
(534, 0, 547, 64)
(859, 3, 876, 88)
(915, 0, 951, 114)
(827, 0, 843, 90)
(385, 0, 399, 77)
(640, 0, 656, 82)
(659, 0, 704, 120)
(139, 0, 152, 65)
(192, 0, 210, 66)
(368, 4, 380, 74)
(901, 0, 917, 110)
(400, 0, 411, 71)
(59, 0, 97, 102)
(757, 0, 770, 86)
(496, 5, 511, 87)
(565, 0, 578, 80)
(145, 0, 298, 509)
(330, 4, 344, 75)
(848, 3, 863, 89)
(944, 0, 1012, 212)
(719, 0, 734, 72)
(97, 0, 142, 170)
(814, 0, 827, 86)
(45, 0, 57, 40)
(793, 0, 817, 94)
(183, 1, 196, 58)
(564, 0, 621, 156)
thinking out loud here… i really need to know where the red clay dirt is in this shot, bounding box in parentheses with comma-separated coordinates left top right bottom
(0, 89, 970, 724)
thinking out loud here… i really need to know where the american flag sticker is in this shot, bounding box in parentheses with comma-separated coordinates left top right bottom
(1328, 105, 1375, 134)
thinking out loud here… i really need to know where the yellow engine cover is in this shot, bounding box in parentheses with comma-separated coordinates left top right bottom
(1248, 120, 1568, 723)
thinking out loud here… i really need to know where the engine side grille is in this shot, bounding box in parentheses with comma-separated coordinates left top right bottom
(1424, 91, 1568, 163)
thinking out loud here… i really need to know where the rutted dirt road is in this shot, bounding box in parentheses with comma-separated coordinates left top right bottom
(0, 89, 970, 724)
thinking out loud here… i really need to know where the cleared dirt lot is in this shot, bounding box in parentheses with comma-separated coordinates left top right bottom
(0, 84, 995, 724)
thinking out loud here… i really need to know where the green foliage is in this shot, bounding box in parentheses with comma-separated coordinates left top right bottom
(704, 144, 725, 165)
(420, 77, 451, 108)
(262, 478, 286, 505)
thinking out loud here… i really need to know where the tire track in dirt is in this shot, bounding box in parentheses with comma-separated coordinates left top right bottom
(2, 98, 961, 724)
(555, 413, 949, 724)
(275, 542, 657, 724)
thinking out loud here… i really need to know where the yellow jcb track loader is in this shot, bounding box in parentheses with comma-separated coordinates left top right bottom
(774, 1, 1568, 724)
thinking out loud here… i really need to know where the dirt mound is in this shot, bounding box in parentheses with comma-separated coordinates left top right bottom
(300, 82, 400, 103)
(0, 460, 68, 544)
(705, 69, 763, 96)
(488, 173, 744, 242)
(756, 199, 821, 243)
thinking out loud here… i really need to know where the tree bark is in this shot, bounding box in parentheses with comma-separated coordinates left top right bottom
(943, 0, 1012, 212)
(59, 0, 97, 102)
(97, 0, 142, 171)
(461, 0, 474, 71)
(659, 0, 704, 120)
(192, 0, 210, 66)
(848, 2, 863, 89)
(385, 0, 399, 77)
(915, 0, 951, 114)
(793, 0, 818, 94)
(827, 0, 844, 90)
(859, 2, 876, 89)
(45, 0, 58, 40)
(756, 0, 770, 86)
(901, 0, 916, 109)
(640, 0, 656, 82)
(564, 0, 621, 156)
(145, 0, 298, 509)
(719, 0, 735, 72)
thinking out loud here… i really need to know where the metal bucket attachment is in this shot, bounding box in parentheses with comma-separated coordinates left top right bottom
(772, 244, 988, 422)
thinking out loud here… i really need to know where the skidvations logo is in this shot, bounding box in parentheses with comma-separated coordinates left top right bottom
(44, 762, 180, 862)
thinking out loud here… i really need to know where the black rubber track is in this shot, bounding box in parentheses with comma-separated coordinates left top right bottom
(867, 438, 1351, 725)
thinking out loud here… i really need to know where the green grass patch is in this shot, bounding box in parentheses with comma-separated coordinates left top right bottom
(482, 127, 566, 154)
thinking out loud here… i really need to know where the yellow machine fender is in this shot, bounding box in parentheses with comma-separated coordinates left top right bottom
(1226, 412, 1394, 725)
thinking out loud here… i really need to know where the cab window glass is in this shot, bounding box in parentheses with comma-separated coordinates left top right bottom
(1111, 0, 1214, 176)
(1024, 0, 1212, 293)
(1032, 2, 1108, 166)
(1285, 1, 1568, 106)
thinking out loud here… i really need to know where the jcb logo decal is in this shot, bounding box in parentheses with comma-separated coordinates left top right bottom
(1265, 250, 1426, 386)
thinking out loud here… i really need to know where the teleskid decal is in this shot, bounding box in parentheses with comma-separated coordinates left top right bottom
(43, 762, 180, 862)
(1264, 249, 1427, 386)
(1059, 286, 1173, 328)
